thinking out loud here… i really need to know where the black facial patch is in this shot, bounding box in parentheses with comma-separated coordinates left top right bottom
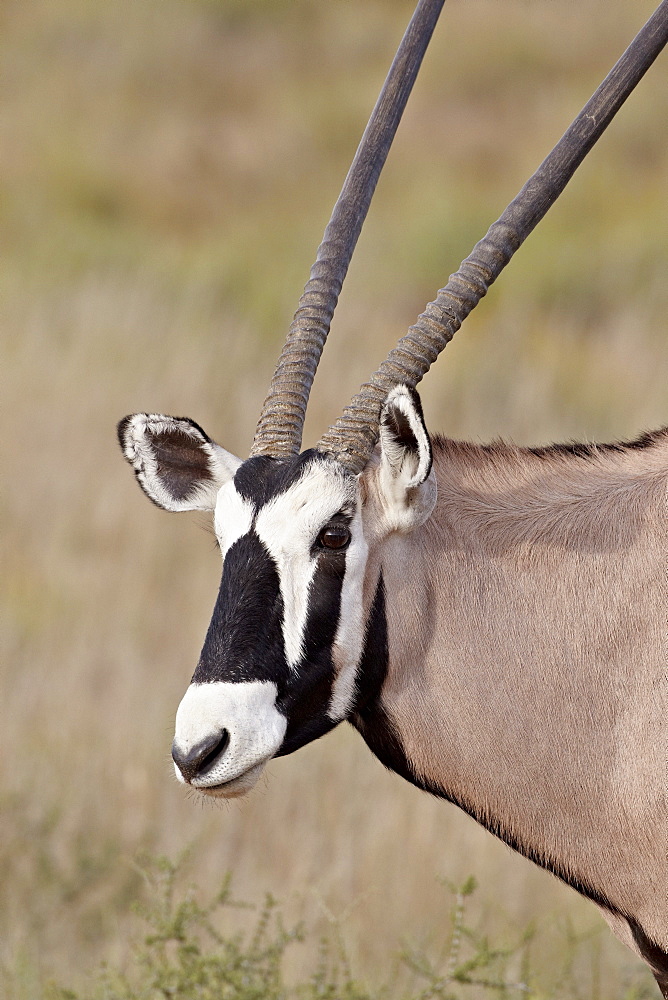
(276, 691, 338, 755)
(193, 531, 288, 685)
(304, 550, 346, 655)
(233, 449, 335, 507)
(233, 455, 283, 507)
(276, 544, 347, 755)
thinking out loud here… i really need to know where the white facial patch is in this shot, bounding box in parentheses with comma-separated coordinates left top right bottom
(214, 481, 255, 558)
(328, 502, 369, 721)
(255, 460, 354, 671)
(173, 680, 287, 796)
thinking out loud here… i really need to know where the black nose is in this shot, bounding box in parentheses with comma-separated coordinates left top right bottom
(171, 730, 229, 783)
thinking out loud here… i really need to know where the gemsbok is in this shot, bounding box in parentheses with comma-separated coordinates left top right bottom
(118, 0, 668, 991)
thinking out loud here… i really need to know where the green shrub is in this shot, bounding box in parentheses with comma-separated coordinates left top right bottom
(2, 852, 656, 1000)
(31, 858, 578, 1000)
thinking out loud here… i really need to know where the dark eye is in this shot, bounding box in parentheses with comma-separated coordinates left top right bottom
(317, 524, 351, 550)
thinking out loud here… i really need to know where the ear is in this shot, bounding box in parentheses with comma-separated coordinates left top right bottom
(376, 385, 436, 531)
(117, 414, 242, 512)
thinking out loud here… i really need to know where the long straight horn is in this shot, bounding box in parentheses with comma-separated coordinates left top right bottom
(249, 0, 444, 461)
(318, 0, 668, 472)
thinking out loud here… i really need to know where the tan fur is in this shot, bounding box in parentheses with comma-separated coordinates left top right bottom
(362, 431, 667, 964)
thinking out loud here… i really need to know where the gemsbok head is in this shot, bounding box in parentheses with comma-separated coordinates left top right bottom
(118, 0, 668, 992)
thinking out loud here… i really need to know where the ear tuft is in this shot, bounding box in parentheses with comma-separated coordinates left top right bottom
(118, 414, 241, 512)
(379, 385, 432, 488)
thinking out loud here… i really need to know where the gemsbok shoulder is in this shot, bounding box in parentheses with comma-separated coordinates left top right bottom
(118, 0, 668, 992)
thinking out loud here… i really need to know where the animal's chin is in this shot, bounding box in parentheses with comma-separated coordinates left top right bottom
(195, 761, 266, 799)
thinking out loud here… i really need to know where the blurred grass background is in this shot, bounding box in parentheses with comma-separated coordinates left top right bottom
(1, 0, 666, 995)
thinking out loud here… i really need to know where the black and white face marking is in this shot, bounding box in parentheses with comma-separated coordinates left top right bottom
(118, 387, 435, 800)
(172, 450, 370, 796)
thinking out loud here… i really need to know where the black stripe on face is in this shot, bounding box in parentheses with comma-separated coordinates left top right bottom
(276, 547, 347, 754)
(304, 545, 347, 656)
(193, 531, 288, 685)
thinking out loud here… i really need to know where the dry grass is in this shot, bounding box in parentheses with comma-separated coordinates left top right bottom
(1, 0, 665, 996)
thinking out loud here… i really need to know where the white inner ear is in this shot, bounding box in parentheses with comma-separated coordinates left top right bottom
(380, 386, 431, 489)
